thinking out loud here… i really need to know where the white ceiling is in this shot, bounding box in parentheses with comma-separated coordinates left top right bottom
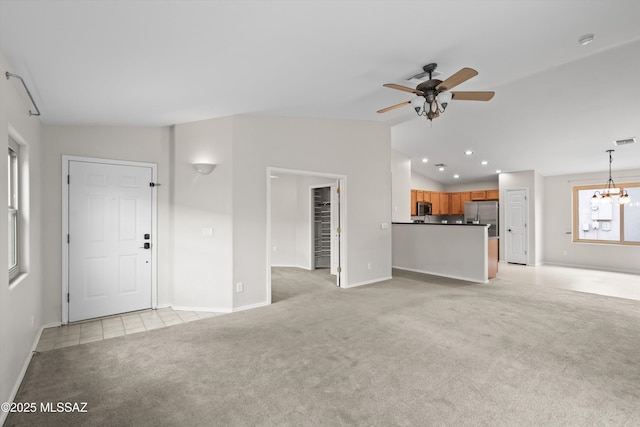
(1, 0, 640, 184)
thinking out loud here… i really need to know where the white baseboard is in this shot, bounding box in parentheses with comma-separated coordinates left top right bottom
(171, 305, 232, 313)
(233, 301, 270, 312)
(0, 321, 61, 426)
(341, 276, 393, 288)
(542, 261, 640, 275)
(392, 266, 488, 284)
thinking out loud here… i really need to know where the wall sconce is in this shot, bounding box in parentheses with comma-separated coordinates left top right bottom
(193, 162, 216, 175)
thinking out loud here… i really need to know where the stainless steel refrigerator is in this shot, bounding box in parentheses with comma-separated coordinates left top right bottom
(464, 201, 499, 237)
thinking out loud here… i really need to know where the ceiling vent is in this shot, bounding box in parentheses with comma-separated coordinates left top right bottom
(614, 137, 636, 146)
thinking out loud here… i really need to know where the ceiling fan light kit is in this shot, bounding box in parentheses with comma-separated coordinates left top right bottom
(378, 63, 494, 122)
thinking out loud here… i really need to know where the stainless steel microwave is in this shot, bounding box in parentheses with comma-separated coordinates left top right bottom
(417, 202, 432, 216)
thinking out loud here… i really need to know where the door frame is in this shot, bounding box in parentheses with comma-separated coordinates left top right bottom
(266, 167, 347, 303)
(309, 183, 339, 274)
(505, 188, 529, 265)
(61, 155, 159, 324)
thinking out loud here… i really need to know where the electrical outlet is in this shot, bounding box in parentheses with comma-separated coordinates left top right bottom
(202, 227, 213, 237)
(236, 282, 244, 293)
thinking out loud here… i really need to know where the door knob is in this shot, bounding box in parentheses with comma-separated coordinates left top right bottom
(508, 228, 512, 232)
(140, 242, 151, 249)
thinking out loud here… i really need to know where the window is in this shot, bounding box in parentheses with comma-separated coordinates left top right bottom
(8, 137, 19, 279)
(573, 183, 640, 245)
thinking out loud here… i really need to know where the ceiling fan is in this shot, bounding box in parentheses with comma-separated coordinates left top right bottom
(377, 63, 495, 121)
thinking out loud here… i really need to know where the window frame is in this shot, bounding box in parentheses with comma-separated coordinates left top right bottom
(572, 182, 640, 246)
(8, 137, 20, 280)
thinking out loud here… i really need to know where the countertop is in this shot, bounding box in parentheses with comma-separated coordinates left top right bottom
(392, 222, 487, 227)
(392, 222, 500, 239)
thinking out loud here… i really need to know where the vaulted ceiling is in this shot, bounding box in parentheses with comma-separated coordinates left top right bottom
(1, 0, 639, 184)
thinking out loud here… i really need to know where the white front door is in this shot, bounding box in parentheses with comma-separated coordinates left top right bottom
(68, 160, 153, 322)
(505, 189, 528, 265)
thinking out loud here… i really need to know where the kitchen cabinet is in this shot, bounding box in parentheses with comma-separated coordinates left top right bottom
(471, 191, 487, 201)
(439, 192, 450, 215)
(450, 192, 462, 215)
(431, 192, 441, 215)
(486, 189, 499, 200)
(411, 190, 417, 216)
(416, 190, 424, 202)
(460, 192, 472, 204)
(423, 191, 432, 203)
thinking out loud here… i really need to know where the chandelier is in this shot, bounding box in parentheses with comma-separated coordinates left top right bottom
(591, 149, 631, 205)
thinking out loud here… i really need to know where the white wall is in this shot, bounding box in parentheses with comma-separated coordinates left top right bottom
(444, 180, 498, 192)
(391, 150, 411, 222)
(0, 51, 43, 420)
(172, 118, 234, 311)
(41, 125, 173, 320)
(270, 174, 298, 266)
(232, 115, 392, 308)
(411, 171, 444, 191)
(392, 224, 489, 283)
(544, 168, 640, 274)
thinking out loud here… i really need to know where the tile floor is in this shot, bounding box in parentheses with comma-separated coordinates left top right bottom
(36, 308, 221, 352)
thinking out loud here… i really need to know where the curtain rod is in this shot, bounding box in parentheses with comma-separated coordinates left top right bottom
(5, 71, 41, 117)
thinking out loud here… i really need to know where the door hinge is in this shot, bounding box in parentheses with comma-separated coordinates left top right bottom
(337, 267, 342, 273)
(67, 293, 70, 303)
(336, 186, 341, 194)
(336, 227, 341, 234)
(67, 234, 70, 243)
(67, 174, 70, 184)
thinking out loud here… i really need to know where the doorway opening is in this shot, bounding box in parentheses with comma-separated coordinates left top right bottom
(266, 167, 346, 304)
(312, 186, 331, 270)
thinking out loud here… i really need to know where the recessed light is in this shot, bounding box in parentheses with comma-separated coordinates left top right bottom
(578, 33, 595, 46)
(496, 169, 502, 174)
(439, 167, 445, 172)
(464, 150, 473, 156)
(453, 174, 460, 179)
(481, 160, 488, 166)
(422, 158, 428, 163)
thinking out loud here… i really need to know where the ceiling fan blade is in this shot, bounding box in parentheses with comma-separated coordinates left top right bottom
(436, 68, 478, 91)
(383, 83, 424, 96)
(450, 91, 495, 101)
(377, 101, 411, 113)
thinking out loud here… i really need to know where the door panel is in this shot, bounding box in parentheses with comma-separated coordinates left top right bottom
(69, 161, 153, 322)
(506, 189, 528, 264)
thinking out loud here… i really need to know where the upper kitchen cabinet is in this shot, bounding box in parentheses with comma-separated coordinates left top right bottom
(471, 191, 487, 201)
(450, 192, 462, 215)
(486, 189, 499, 200)
(411, 190, 417, 216)
(438, 192, 450, 215)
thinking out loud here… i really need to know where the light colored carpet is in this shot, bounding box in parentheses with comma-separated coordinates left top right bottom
(6, 268, 640, 426)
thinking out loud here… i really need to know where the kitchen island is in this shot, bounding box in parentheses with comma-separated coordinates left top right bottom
(392, 222, 498, 283)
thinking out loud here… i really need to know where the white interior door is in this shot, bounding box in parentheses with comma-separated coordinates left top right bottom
(68, 160, 153, 322)
(505, 189, 528, 265)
